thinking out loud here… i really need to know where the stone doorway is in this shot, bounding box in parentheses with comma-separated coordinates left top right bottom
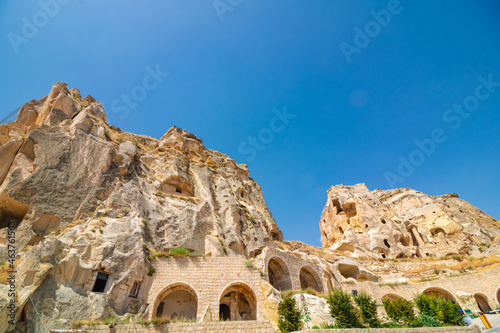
(219, 283, 257, 321)
(154, 283, 198, 320)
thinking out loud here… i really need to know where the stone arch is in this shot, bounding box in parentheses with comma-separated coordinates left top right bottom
(266, 256, 292, 291)
(422, 287, 457, 302)
(299, 266, 324, 293)
(474, 293, 492, 313)
(382, 293, 406, 301)
(153, 283, 198, 320)
(218, 282, 257, 321)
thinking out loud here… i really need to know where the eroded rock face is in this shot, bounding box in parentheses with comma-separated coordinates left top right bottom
(0, 83, 282, 331)
(320, 184, 500, 258)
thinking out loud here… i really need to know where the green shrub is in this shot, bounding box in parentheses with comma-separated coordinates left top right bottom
(278, 296, 302, 333)
(435, 297, 464, 326)
(414, 293, 464, 326)
(147, 267, 156, 276)
(414, 293, 438, 318)
(382, 297, 415, 324)
(410, 314, 442, 327)
(354, 292, 380, 327)
(319, 322, 335, 329)
(326, 290, 362, 328)
(169, 247, 190, 256)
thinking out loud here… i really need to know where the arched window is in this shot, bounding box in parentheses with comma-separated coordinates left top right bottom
(267, 257, 292, 291)
(299, 266, 323, 293)
(474, 293, 492, 313)
(422, 287, 456, 303)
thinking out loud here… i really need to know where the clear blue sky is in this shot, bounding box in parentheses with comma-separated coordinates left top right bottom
(1, 1, 499, 246)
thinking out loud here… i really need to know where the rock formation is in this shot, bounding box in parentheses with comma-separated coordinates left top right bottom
(0, 83, 282, 331)
(320, 183, 500, 258)
(1, 83, 499, 332)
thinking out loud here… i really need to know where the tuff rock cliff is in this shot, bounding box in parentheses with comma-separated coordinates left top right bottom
(320, 183, 500, 258)
(0, 83, 282, 331)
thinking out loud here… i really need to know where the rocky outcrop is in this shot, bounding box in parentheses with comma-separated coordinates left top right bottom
(0, 83, 282, 331)
(292, 293, 332, 329)
(320, 184, 500, 258)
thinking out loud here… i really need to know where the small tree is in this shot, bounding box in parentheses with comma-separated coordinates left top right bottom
(326, 290, 363, 328)
(278, 295, 302, 333)
(414, 293, 439, 318)
(414, 293, 464, 326)
(382, 297, 415, 325)
(354, 292, 380, 328)
(435, 297, 464, 326)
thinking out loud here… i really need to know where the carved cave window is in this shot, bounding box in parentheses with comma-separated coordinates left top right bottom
(92, 272, 109, 293)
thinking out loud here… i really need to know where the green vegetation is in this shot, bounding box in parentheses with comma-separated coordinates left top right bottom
(278, 295, 302, 333)
(354, 292, 380, 328)
(282, 287, 323, 299)
(147, 267, 156, 276)
(169, 247, 191, 256)
(325, 290, 362, 328)
(147, 247, 202, 260)
(418, 277, 439, 282)
(409, 314, 442, 327)
(245, 259, 264, 276)
(382, 297, 415, 325)
(414, 294, 464, 326)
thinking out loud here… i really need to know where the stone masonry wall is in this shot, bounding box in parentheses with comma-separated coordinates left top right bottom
(297, 326, 481, 333)
(81, 321, 276, 333)
(341, 266, 500, 315)
(144, 256, 265, 321)
(259, 247, 332, 292)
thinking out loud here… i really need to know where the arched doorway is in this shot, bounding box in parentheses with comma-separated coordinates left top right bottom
(267, 257, 292, 291)
(422, 287, 456, 302)
(154, 283, 198, 320)
(497, 287, 500, 305)
(219, 282, 257, 321)
(474, 293, 492, 313)
(382, 293, 405, 301)
(299, 266, 324, 293)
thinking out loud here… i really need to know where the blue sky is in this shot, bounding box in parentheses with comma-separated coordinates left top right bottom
(1, 1, 499, 246)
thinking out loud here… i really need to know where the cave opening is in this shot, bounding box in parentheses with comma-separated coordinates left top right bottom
(384, 239, 391, 248)
(92, 272, 109, 293)
(331, 199, 343, 213)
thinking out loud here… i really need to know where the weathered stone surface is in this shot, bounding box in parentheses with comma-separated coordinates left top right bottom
(320, 184, 500, 258)
(0, 138, 22, 187)
(293, 293, 333, 329)
(1, 84, 499, 333)
(0, 84, 283, 331)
